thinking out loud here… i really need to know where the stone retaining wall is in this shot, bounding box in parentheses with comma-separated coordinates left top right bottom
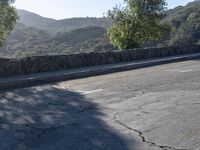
(1, 45, 200, 77)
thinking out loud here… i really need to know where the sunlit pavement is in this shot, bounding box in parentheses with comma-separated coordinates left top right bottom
(0, 59, 200, 150)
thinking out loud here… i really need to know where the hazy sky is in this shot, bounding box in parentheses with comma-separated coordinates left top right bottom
(14, 0, 194, 20)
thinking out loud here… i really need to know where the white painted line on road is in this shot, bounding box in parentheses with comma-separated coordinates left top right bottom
(165, 70, 178, 72)
(165, 69, 193, 73)
(180, 69, 193, 73)
(78, 89, 104, 95)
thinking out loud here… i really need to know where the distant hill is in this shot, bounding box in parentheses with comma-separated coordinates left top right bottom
(1, 1, 200, 58)
(0, 10, 114, 57)
(45, 17, 112, 34)
(46, 26, 114, 54)
(0, 23, 50, 57)
(18, 9, 112, 34)
(143, 0, 200, 47)
(166, 0, 200, 46)
(18, 9, 56, 31)
(0, 25, 114, 57)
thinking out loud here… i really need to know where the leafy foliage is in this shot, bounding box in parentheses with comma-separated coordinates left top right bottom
(107, 0, 169, 49)
(143, 0, 200, 47)
(0, 0, 18, 45)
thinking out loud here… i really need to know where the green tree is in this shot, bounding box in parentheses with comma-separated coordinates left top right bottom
(0, 0, 18, 46)
(107, 0, 170, 49)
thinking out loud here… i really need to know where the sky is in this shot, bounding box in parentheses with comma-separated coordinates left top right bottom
(13, 0, 194, 20)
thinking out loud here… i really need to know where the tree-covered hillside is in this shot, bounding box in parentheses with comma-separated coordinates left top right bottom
(48, 26, 114, 53)
(166, 0, 200, 46)
(0, 0, 200, 58)
(45, 18, 112, 34)
(143, 0, 200, 47)
(0, 24, 114, 57)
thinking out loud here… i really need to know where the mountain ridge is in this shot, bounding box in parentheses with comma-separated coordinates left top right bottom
(18, 9, 112, 34)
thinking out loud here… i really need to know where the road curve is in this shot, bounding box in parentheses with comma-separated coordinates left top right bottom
(0, 58, 200, 150)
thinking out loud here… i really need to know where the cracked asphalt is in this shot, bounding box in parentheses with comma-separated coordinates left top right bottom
(0, 58, 200, 150)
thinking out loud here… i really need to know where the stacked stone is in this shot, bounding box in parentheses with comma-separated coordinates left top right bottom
(0, 45, 200, 77)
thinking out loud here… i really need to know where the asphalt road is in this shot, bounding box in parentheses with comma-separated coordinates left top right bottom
(0, 59, 200, 150)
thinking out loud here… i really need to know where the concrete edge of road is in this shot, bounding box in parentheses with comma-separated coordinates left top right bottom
(1, 53, 200, 91)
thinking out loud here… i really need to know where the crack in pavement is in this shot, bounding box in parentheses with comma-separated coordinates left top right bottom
(111, 112, 188, 150)
(0, 121, 79, 138)
(28, 124, 67, 138)
(79, 106, 93, 112)
(115, 120, 189, 150)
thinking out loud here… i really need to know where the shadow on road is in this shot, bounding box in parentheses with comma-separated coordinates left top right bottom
(0, 85, 139, 150)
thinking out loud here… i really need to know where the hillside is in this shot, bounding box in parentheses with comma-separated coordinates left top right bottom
(18, 9, 56, 31)
(166, 0, 200, 46)
(0, 25, 114, 57)
(45, 17, 112, 34)
(18, 9, 112, 34)
(143, 0, 200, 47)
(0, 23, 50, 57)
(0, 1, 200, 58)
(48, 26, 113, 53)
